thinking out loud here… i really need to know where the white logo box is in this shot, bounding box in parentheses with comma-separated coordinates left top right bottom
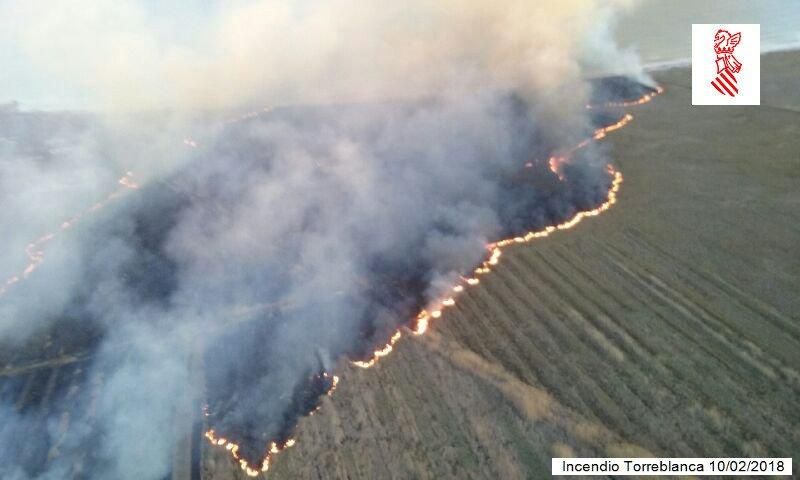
(692, 24, 760, 105)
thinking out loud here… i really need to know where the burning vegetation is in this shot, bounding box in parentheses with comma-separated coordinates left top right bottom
(0, 2, 681, 478)
(0, 53, 660, 480)
(193, 79, 662, 475)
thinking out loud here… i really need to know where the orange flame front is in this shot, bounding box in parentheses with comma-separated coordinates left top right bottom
(586, 86, 664, 109)
(204, 373, 337, 476)
(206, 87, 664, 477)
(0, 171, 139, 298)
(347, 106, 649, 373)
(547, 113, 634, 180)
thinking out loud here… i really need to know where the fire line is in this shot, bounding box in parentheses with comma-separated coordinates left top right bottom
(0, 172, 139, 298)
(0, 87, 661, 477)
(205, 86, 663, 477)
(0, 115, 225, 298)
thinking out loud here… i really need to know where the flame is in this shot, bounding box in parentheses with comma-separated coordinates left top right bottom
(205, 429, 298, 477)
(347, 166, 623, 368)
(352, 330, 404, 368)
(4, 108, 291, 475)
(547, 113, 634, 180)
(0, 172, 139, 298)
(204, 87, 663, 474)
(205, 370, 333, 476)
(534, 86, 655, 181)
(346, 140, 626, 372)
(586, 86, 664, 109)
(595, 113, 633, 136)
(413, 311, 430, 336)
(344, 89, 664, 371)
(326, 374, 340, 396)
(549, 156, 566, 180)
(0, 115, 224, 300)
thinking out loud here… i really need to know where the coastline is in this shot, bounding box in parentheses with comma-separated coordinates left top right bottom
(644, 43, 800, 72)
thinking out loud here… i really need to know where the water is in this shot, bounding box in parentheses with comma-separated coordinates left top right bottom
(616, 0, 800, 69)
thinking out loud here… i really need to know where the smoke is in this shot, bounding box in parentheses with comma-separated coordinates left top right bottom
(2, 0, 637, 112)
(0, 1, 646, 478)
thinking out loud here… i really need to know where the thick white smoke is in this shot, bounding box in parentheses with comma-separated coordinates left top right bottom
(2, 0, 638, 110)
(0, 1, 645, 478)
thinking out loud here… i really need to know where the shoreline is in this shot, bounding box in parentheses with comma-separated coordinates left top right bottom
(644, 43, 800, 72)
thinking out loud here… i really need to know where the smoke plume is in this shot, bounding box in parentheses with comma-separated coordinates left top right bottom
(0, 1, 646, 477)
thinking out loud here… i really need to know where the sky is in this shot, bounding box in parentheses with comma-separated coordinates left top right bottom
(0, 2, 637, 477)
(0, 0, 217, 110)
(2, 1, 797, 477)
(1, 0, 799, 111)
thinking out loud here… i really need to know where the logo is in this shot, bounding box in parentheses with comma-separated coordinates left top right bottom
(692, 24, 760, 105)
(711, 29, 741, 97)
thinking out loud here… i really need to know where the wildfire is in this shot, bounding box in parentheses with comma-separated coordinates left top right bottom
(342, 89, 663, 372)
(549, 156, 566, 180)
(548, 112, 634, 180)
(412, 311, 430, 336)
(351, 330, 403, 368)
(205, 372, 335, 476)
(546, 112, 634, 181)
(326, 373, 340, 396)
(348, 137, 629, 368)
(595, 113, 634, 137)
(203, 87, 664, 475)
(0, 112, 229, 301)
(586, 86, 664, 109)
(0, 171, 139, 298)
(204, 429, 295, 476)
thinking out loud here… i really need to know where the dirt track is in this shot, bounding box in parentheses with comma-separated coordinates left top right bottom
(198, 51, 800, 479)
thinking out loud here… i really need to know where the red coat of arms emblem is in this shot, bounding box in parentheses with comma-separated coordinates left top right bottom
(711, 29, 742, 97)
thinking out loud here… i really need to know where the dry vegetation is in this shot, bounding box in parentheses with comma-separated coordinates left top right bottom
(203, 52, 800, 479)
(2, 52, 798, 480)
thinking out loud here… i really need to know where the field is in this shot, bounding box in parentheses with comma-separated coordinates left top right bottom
(202, 51, 800, 479)
(2, 51, 798, 479)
